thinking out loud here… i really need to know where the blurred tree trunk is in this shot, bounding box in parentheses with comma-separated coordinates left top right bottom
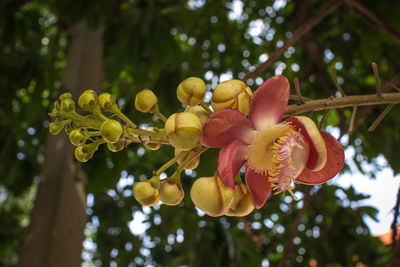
(18, 20, 103, 267)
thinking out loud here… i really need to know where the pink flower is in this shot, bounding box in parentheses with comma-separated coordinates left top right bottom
(201, 76, 344, 209)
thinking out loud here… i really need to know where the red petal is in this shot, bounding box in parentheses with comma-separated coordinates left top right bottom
(296, 131, 344, 185)
(248, 75, 290, 130)
(201, 109, 255, 148)
(245, 168, 273, 209)
(217, 139, 248, 189)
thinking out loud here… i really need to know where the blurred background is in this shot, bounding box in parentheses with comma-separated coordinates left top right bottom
(1, 0, 400, 266)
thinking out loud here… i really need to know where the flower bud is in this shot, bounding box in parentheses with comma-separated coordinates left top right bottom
(160, 179, 184, 206)
(226, 183, 255, 217)
(59, 92, 72, 101)
(69, 128, 87, 146)
(177, 77, 206, 106)
(144, 127, 161, 151)
(99, 93, 116, 111)
(107, 140, 125, 152)
(185, 106, 209, 125)
(134, 89, 158, 113)
(60, 98, 75, 113)
(133, 180, 160, 206)
(100, 119, 123, 143)
(211, 80, 253, 115)
(78, 90, 98, 111)
(74, 144, 95, 162)
(190, 176, 234, 217)
(49, 122, 64, 135)
(174, 148, 199, 170)
(165, 112, 202, 149)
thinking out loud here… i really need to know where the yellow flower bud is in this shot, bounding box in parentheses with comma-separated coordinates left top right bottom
(59, 92, 72, 101)
(134, 89, 158, 113)
(99, 93, 116, 111)
(177, 77, 206, 106)
(144, 127, 161, 151)
(100, 119, 123, 143)
(78, 90, 98, 111)
(49, 122, 64, 135)
(226, 183, 255, 217)
(190, 176, 234, 217)
(211, 80, 253, 115)
(74, 145, 94, 162)
(174, 148, 199, 170)
(165, 112, 202, 149)
(107, 139, 125, 152)
(133, 180, 160, 206)
(69, 128, 87, 146)
(60, 98, 75, 112)
(159, 179, 184, 206)
(185, 106, 209, 125)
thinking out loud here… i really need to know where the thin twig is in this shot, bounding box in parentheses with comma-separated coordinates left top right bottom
(368, 103, 395, 132)
(294, 78, 304, 103)
(241, 0, 344, 81)
(371, 62, 382, 97)
(330, 66, 346, 96)
(318, 109, 331, 130)
(348, 104, 358, 135)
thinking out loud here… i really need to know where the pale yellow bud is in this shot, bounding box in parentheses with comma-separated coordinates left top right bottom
(211, 80, 253, 115)
(100, 119, 123, 143)
(159, 180, 184, 206)
(134, 89, 158, 113)
(174, 148, 199, 170)
(226, 183, 255, 217)
(190, 177, 234, 217)
(98, 93, 116, 111)
(78, 90, 98, 111)
(177, 77, 206, 106)
(144, 127, 161, 151)
(133, 180, 160, 206)
(165, 112, 202, 149)
(107, 139, 125, 152)
(185, 106, 209, 126)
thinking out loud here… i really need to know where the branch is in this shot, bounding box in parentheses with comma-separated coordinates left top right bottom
(241, 0, 344, 82)
(391, 184, 400, 251)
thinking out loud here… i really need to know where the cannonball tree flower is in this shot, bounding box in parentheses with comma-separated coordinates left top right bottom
(201, 76, 344, 209)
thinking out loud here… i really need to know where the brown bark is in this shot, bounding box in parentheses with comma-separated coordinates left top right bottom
(18, 20, 103, 267)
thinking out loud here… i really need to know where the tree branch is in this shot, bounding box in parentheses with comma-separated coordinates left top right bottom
(391, 184, 400, 251)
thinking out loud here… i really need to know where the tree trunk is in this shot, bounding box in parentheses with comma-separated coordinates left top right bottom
(18, 20, 103, 267)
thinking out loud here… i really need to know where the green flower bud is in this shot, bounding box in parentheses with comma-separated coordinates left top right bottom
(177, 77, 206, 106)
(74, 144, 95, 162)
(78, 90, 98, 111)
(174, 148, 199, 170)
(60, 98, 75, 113)
(211, 80, 253, 115)
(165, 112, 202, 149)
(49, 122, 64, 135)
(64, 123, 74, 135)
(185, 105, 209, 126)
(99, 93, 116, 111)
(144, 127, 161, 150)
(69, 128, 87, 146)
(100, 119, 123, 143)
(133, 180, 160, 206)
(134, 89, 158, 113)
(160, 179, 184, 206)
(107, 140, 125, 152)
(59, 92, 72, 101)
(190, 176, 234, 217)
(225, 183, 255, 217)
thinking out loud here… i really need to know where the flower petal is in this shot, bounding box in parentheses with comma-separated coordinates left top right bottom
(295, 131, 344, 185)
(245, 167, 273, 209)
(249, 75, 290, 130)
(201, 109, 255, 148)
(285, 116, 327, 171)
(217, 139, 249, 189)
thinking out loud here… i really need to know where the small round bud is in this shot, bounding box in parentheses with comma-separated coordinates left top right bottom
(99, 93, 116, 111)
(69, 128, 87, 146)
(100, 119, 123, 143)
(190, 176, 234, 217)
(226, 183, 255, 217)
(174, 148, 199, 170)
(74, 145, 94, 162)
(165, 112, 202, 149)
(134, 89, 158, 113)
(133, 180, 160, 206)
(49, 122, 64, 135)
(177, 77, 206, 106)
(61, 98, 75, 113)
(160, 180, 184, 206)
(185, 106, 209, 125)
(143, 127, 161, 150)
(59, 92, 72, 101)
(107, 140, 125, 152)
(211, 80, 253, 115)
(78, 90, 98, 110)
